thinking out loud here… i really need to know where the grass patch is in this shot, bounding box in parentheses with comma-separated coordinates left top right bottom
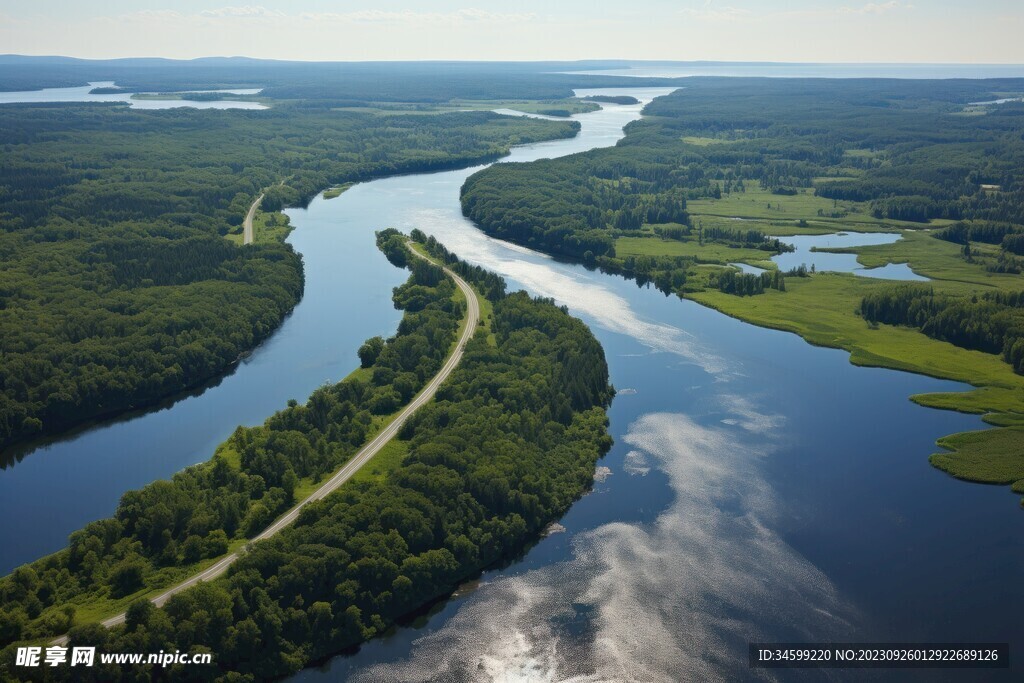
(692, 215, 841, 237)
(930, 428, 1024, 487)
(224, 208, 293, 246)
(349, 439, 409, 485)
(477, 294, 496, 346)
(826, 230, 1024, 290)
(343, 366, 373, 383)
(323, 183, 354, 199)
(616, 235, 770, 264)
(687, 180, 951, 232)
(681, 136, 736, 146)
(843, 148, 882, 159)
(689, 274, 1024, 406)
(249, 209, 293, 244)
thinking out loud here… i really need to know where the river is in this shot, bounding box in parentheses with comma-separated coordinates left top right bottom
(0, 87, 1020, 681)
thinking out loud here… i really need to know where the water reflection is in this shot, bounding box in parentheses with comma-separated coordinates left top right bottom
(291, 92, 1022, 682)
(351, 411, 855, 683)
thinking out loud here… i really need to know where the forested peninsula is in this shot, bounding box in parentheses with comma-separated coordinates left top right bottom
(0, 103, 578, 455)
(583, 95, 640, 105)
(0, 233, 614, 680)
(461, 78, 1024, 504)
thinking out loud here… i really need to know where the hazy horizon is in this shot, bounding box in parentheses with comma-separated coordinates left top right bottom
(4, 55, 1024, 66)
(2, 1, 1022, 64)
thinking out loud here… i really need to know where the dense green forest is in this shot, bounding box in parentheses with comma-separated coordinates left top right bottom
(0, 235, 614, 680)
(0, 102, 577, 453)
(0, 231, 463, 647)
(460, 77, 1024, 501)
(462, 78, 1024, 296)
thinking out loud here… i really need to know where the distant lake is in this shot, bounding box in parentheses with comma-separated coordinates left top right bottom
(0, 81, 267, 109)
(969, 97, 1024, 105)
(566, 63, 1024, 79)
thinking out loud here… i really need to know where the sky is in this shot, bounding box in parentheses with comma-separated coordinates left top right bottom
(1, 1, 1022, 64)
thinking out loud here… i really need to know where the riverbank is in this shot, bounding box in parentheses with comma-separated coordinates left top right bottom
(458, 80, 1024, 505)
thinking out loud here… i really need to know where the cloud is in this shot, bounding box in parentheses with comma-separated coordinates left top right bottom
(839, 1, 912, 15)
(679, 0, 913, 22)
(300, 8, 538, 25)
(678, 4, 753, 22)
(118, 9, 186, 22)
(117, 6, 535, 28)
(351, 412, 856, 682)
(199, 6, 286, 19)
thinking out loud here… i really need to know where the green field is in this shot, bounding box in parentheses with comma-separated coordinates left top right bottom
(225, 208, 294, 246)
(681, 136, 737, 146)
(687, 180, 954, 232)
(931, 428, 1024, 487)
(688, 247, 1024, 500)
(616, 234, 771, 264)
(820, 230, 1024, 289)
(612, 178, 1024, 501)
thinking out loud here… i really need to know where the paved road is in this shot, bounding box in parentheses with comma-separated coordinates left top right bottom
(52, 246, 479, 643)
(242, 192, 264, 245)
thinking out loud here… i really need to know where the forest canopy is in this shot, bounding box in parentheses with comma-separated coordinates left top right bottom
(0, 235, 614, 681)
(0, 102, 577, 453)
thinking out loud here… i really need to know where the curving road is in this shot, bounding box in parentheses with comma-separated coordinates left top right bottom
(242, 192, 264, 245)
(53, 245, 480, 644)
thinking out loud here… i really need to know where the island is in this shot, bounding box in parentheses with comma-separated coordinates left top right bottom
(583, 94, 640, 105)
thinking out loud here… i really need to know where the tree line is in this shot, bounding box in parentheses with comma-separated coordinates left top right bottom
(861, 285, 1024, 373)
(714, 269, 786, 296)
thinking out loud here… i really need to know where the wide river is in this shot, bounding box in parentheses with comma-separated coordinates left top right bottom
(1, 88, 1021, 681)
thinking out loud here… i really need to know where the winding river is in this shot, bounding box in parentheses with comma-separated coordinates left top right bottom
(1, 87, 1020, 681)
